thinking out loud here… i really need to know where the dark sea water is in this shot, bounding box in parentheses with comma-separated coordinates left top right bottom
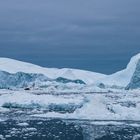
(0, 116, 140, 140)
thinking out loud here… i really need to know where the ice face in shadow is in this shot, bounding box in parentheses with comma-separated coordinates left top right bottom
(126, 59, 140, 90)
(0, 71, 49, 89)
(0, 71, 86, 90)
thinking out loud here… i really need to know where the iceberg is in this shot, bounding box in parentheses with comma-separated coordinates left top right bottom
(97, 53, 140, 89)
(0, 53, 140, 90)
(0, 57, 106, 85)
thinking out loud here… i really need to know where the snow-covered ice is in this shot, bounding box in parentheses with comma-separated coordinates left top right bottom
(0, 90, 87, 114)
(0, 57, 106, 85)
(17, 122, 29, 127)
(0, 53, 140, 121)
(0, 90, 139, 121)
(30, 91, 140, 121)
(0, 53, 140, 90)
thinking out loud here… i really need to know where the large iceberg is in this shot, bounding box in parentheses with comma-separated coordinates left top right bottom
(0, 58, 106, 85)
(0, 53, 140, 90)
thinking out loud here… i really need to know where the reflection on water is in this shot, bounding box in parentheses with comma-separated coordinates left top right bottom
(0, 117, 140, 140)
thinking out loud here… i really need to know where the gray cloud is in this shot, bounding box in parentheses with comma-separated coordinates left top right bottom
(0, 0, 140, 74)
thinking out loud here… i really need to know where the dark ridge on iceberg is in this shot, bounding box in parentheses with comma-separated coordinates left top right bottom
(56, 77, 86, 85)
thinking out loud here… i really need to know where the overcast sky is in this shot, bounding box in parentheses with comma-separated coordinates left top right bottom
(0, 0, 140, 74)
